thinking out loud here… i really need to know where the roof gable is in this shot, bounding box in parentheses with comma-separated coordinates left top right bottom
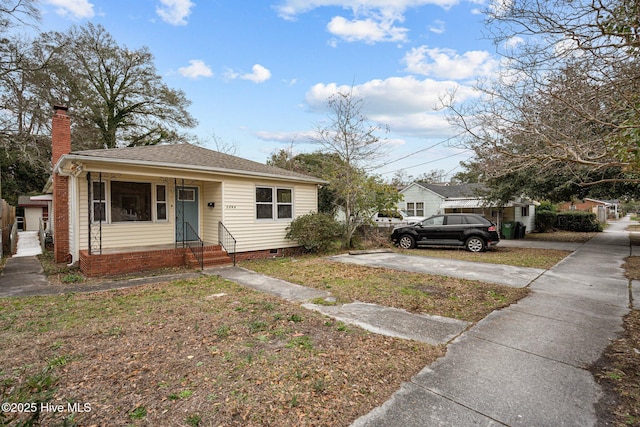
(64, 143, 324, 183)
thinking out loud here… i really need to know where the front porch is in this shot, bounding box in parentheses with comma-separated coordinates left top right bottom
(79, 243, 233, 277)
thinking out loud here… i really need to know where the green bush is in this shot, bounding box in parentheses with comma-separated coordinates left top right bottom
(555, 211, 602, 232)
(535, 210, 557, 232)
(286, 212, 342, 253)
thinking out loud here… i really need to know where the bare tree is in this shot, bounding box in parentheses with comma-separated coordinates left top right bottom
(311, 89, 395, 247)
(447, 0, 640, 199)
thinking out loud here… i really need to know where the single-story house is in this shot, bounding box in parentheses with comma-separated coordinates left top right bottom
(398, 182, 536, 235)
(17, 194, 51, 231)
(50, 106, 325, 277)
(558, 198, 619, 221)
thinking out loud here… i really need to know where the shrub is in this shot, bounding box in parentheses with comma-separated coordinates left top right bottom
(285, 212, 342, 253)
(535, 210, 557, 232)
(555, 211, 602, 232)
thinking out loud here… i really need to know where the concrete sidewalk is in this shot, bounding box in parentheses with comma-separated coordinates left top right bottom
(351, 217, 632, 426)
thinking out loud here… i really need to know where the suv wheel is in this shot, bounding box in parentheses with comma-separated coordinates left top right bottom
(398, 235, 416, 249)
(465, 236, 485, 252)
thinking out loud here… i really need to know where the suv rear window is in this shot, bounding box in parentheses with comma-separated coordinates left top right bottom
(463, 215, 489, 225)
(446, 215, 464, 225)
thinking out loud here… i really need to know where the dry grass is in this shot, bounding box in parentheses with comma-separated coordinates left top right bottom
(526, 231, 598, 242)
(0, 276, 442, 426)
(241, 257, 529, 322)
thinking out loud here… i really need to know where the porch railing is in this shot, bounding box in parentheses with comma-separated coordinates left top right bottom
(218, 222, 236, 266)
(183, 222, 204, 270)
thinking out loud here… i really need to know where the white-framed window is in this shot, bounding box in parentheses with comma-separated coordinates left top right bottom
(521, 206, 530, 217)
(407, 202, 423, 216)
(156, 185, 167, 221)
(91, 181, 106, 223)
(256, 186, 293, 220)
(407, 202, 415, 216)
(92, 180, 168, 223)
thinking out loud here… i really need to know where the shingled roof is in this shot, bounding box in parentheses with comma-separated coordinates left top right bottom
(414, 182, 488, 198)
(63, 143, 324, 183)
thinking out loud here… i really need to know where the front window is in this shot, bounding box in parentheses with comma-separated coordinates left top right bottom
(277, 188, 292, 219)
(415, 202, 424, 216)
(256, 187, 293, 220)
(256, 187, 273, 219)
(407, 202, 415, 216)
(111, 182, 152, 222)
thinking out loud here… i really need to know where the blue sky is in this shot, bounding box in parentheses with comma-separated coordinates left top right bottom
(35, 0, 500, 182)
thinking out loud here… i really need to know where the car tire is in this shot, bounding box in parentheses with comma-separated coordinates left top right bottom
(398, 235, 416, 249)
(465, 236, 485, 252)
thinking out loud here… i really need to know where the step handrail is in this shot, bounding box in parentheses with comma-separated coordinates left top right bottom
(218, 222, 236, 266)
(183, 222, 204, 270)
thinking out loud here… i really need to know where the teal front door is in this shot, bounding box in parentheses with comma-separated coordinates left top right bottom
(176, 186, 199, 242)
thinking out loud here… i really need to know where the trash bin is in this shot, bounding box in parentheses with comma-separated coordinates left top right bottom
(502, 222, 515, 239)
(514, 222, 522, 239)
(517, 222, 526, 238)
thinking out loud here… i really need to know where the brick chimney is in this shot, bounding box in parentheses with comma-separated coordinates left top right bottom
(52, 105, 71, 263)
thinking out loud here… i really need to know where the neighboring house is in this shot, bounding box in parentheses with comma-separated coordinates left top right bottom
(17, 195, 50, 232)
(558, 198, 619, 222)
(398, 182, 536, 234)
(50, 106, 325, 277)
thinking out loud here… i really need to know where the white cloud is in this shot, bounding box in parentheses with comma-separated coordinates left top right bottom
(178, 59, 213, 79)
(156, 0, 194, 26)
(403, 46, 499, 80)
(274, 0, 460, 20)
(305, 76, 477, 136)
(255, 130, 317, 143)
(275, 0, 458, 44)
(327, 14, 408, 43)
(44, 0, 94, 19)
(504, 36, 524, 49)
(428, 19, 445, 34)
(240, 64, 272, 83)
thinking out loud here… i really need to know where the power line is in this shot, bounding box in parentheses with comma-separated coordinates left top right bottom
(377, 130, 468, 169)
(382, 149, 473, 175)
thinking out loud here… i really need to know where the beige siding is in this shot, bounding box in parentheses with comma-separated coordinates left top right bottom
(201, 182, 222, 244)
(77, 173, 176, 250)
(73, 167, 317, 254)
(221, 178, 318, 253)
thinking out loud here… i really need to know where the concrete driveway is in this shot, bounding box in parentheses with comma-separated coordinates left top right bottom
(329, 251, 545, 288)
(351, 218, 632, 426)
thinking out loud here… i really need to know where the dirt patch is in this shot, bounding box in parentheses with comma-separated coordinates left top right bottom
(593, 310, 640, 426)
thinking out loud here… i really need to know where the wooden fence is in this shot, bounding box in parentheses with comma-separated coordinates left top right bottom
(0, 199, 16, 257)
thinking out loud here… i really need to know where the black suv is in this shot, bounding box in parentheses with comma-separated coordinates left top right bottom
(390, 213, 500, 252)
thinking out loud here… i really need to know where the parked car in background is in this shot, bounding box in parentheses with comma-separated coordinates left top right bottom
(373, 209, 426, 226)
(390, 213, 500, 252)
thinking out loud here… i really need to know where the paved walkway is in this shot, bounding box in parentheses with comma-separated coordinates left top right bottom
(350, 217, 632, 426)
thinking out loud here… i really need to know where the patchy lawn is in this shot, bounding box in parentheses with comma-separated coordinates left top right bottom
(396, 246, 570, 269)
(0, 276, 442, 426)
(525, 230, 598, 243)
(241, 257, 529, 322)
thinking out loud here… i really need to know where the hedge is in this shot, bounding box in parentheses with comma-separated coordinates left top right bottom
(555, 211, 602, 232)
